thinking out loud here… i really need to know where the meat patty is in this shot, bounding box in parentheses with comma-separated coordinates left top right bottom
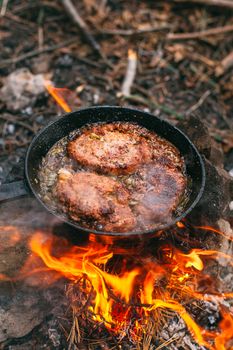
(39, 121, 187, 233)
(56, 170, 136, 232)
(131, 164, 187, 229)
(67, 123, 153, 175)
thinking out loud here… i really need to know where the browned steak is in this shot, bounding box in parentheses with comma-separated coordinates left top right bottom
(56, 170, 136, 232)
(131, 164, 187, 229)
(39, 121, 187, 233)
(67, 123, 153, 175)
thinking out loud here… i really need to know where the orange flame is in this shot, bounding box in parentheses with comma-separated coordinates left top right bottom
(26, 227, 233, 349)
(215, 310, 233, 350)
(195, 225, 233, 242)
(44, 81, 72, 112)
(1, 224, 232, 349)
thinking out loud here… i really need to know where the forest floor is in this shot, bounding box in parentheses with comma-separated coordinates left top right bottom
(0, 0, 233, 181)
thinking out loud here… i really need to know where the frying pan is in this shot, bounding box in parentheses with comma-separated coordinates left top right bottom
(0, 106, 205, 237)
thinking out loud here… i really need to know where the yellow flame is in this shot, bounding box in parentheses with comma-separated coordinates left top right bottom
(1, 224, 232, 350)
(44, 81, 72, 112)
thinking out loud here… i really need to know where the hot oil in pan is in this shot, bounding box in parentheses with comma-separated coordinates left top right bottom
(38, 122, 190, 233)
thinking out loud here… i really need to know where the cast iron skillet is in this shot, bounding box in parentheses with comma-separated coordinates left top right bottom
(0, 106, 205, 236)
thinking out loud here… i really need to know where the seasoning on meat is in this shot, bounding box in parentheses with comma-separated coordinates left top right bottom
(67, 123, 153, 175)
(38, 121, 188, 233)
(131, 164, 187, 229)
(56, 170, 136, 232)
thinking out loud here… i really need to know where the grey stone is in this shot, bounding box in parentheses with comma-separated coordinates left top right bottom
(190, 158, 233, 223)
(0, 68, 51, 111)
(177, 114, 211, 158)
(0, 287, 50, 342)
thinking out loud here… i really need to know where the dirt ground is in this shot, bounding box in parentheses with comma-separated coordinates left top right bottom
(0, 0, 233, 182)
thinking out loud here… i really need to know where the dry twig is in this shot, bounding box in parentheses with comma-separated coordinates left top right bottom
(60, 0, 111, 66)
(0, 38, 76, 68)
(0, 38, 100, 68)
(0, 0, 9, 16)
(167, 23, 233, 40)
(0, 114, 37, 133)
(174, 0, 233, 9)
(121, 49, 137, 97)
(186, 90, 211, 115)
(4, 12, 35, 28)
(155, 334, 180, 350)
(99, 25, 170, 36)
(123, 94, 184, 120)
(215, 51, 233, 76)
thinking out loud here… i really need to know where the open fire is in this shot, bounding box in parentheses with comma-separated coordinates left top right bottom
(30, 224, 233, 349)
(40, 85, 231, 349)
(1, 84, 232, 349)
(1, 223, 233, 349)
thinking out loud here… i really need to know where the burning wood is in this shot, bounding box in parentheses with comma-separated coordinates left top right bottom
(0, 223, 232, 349)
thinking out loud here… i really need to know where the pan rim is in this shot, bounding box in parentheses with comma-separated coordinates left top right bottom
(25, 105, 206, 236)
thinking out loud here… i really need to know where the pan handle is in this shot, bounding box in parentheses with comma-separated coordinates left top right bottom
(0, 180, 30, 202)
